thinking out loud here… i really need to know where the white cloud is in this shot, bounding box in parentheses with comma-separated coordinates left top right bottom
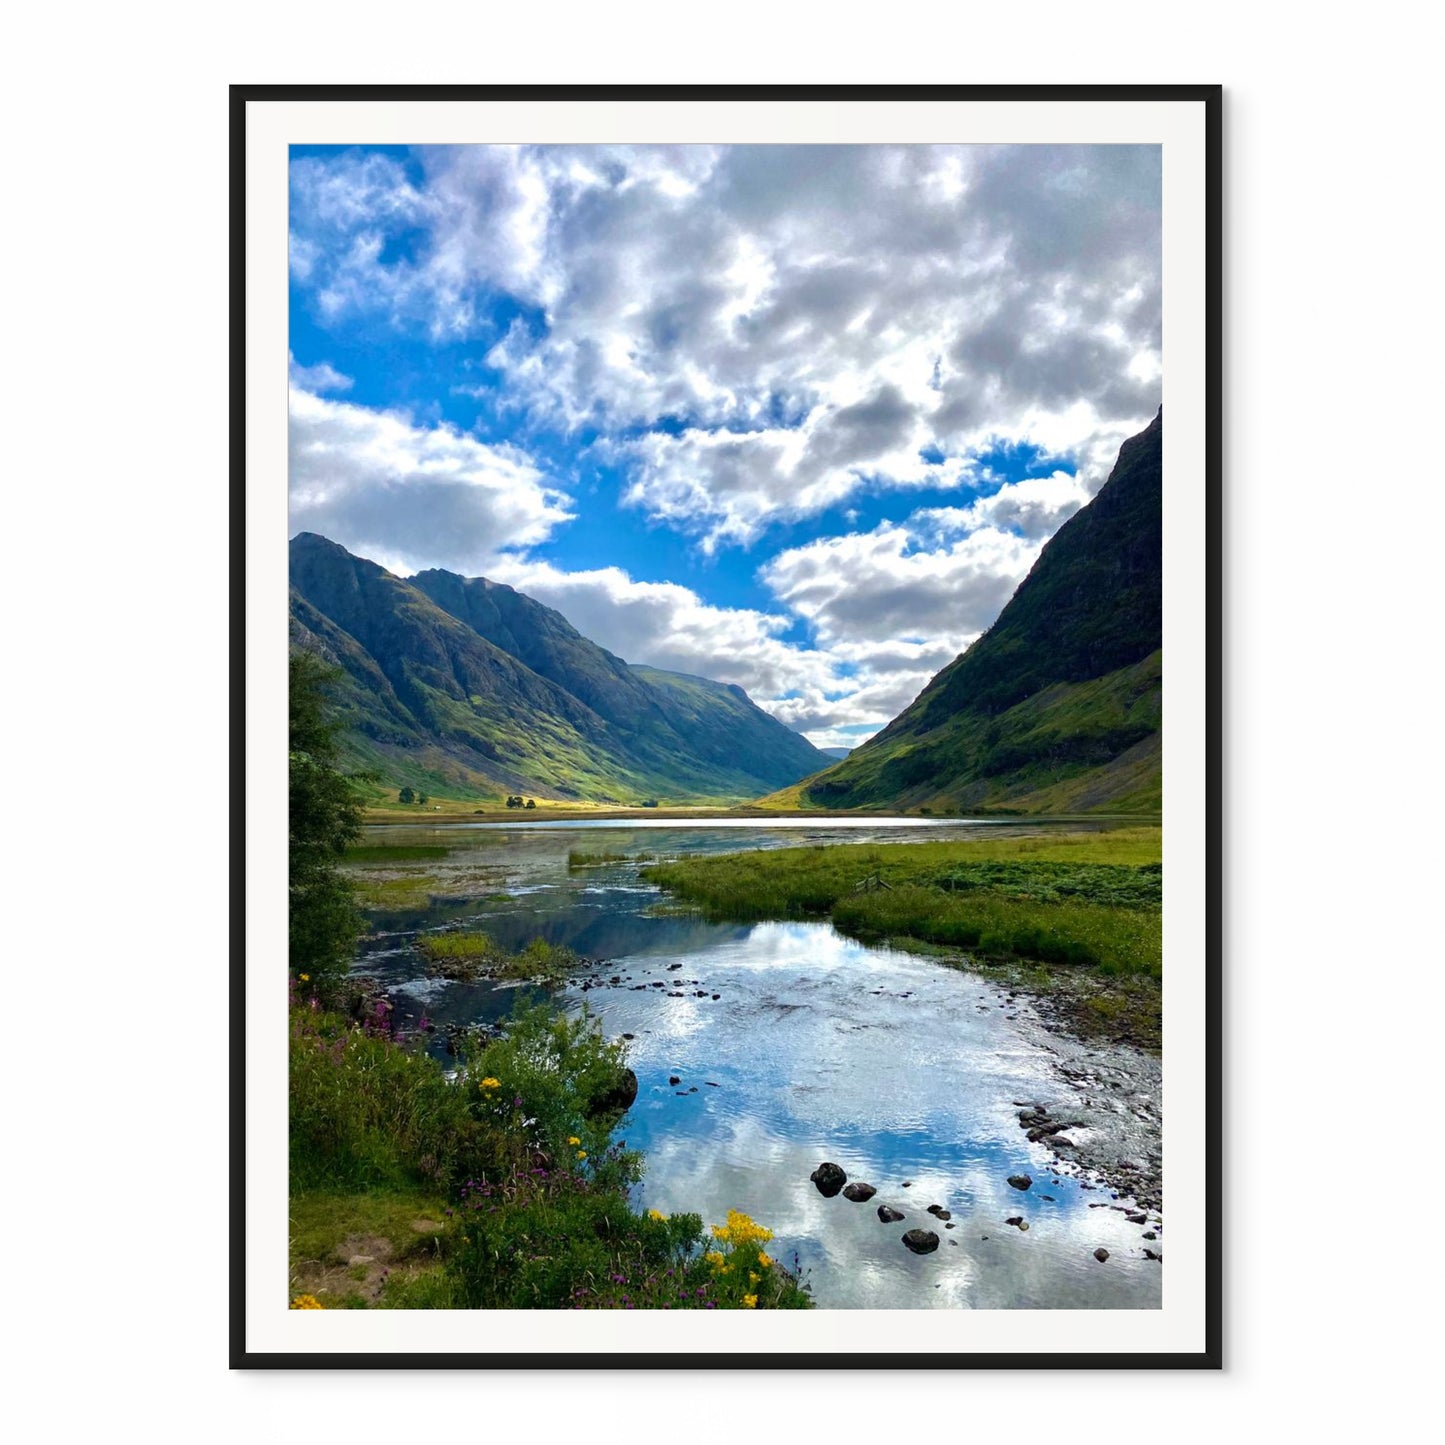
(290, 143, 1161, 548)
(287, 386, 573, 576)
(287, 352, 352, 394)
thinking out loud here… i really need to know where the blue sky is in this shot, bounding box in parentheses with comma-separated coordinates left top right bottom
(288, 143, 1161, 746)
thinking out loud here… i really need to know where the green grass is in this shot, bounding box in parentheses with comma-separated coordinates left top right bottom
(641, 828, 1162, 978)
(417, 931, 579, 982)
(289, 996, 811, 1310)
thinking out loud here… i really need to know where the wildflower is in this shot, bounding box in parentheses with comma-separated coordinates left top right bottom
(648, 1209, 666, 1221)
(705, 1251, 725, 1270)
(290, 1294, 324, 1310)
(298, 974, 310, 983)
(567, 1136, 581, 1146)
(749, 1272, 760, 1286)
(757, 1252, 773, 1269)
(479, 1077, 501, 1090)
(742, 1294, 758, 1309)
(576, 1151, 588, 1160)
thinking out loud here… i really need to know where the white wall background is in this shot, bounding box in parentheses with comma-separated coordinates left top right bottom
(2, 1, 1436, 1435)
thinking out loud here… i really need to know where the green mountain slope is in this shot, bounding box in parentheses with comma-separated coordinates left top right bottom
(629, 665, 829, 791)
(799, 409, 1163, 814)
(289, 534, 827, 802)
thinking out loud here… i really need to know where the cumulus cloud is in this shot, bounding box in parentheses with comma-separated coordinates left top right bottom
(291, 143, 1161, 548)
(287, 386, 573, 575)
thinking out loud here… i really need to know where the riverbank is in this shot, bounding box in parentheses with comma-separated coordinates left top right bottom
(288, 987, 812, 1310)
(640, 826, 1162, 1035)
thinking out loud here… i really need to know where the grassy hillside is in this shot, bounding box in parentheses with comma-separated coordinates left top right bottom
(797, 410, 1163, 814)
(290, 535, 827, 804)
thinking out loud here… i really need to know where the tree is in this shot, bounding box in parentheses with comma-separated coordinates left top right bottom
(524, 798, 536, 810)
(290, 651, 364, 993)
(417, 792, 429, 806)
(398, 786, 415, 804)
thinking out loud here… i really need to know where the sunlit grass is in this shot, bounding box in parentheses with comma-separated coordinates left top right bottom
(641, 827, 1162, 978)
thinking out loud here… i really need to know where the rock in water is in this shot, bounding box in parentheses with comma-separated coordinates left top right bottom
(842, 1182, 877, 1202)
(588, 1067, 639, 1117)
(902, 1229, 940, 1254)
(877, 1205, 905, 1222)
(810, 1162, 847, 1197)
(1007, 1174, 1032, 1191)
(1094, 1247, 1110, 1262)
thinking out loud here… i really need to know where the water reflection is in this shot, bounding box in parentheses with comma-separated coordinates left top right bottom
(350, 818, 1160, 1310)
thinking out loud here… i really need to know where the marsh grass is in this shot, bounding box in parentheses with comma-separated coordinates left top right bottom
(350, 873, 441, 908)
(641, 828, 1162, 978)
(417, 930, 578, 983)
(344, 845, 450, 863)
(567, 849, 658, 869)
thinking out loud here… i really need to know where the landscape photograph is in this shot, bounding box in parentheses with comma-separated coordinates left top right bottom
(284, 138, 1169, 1317)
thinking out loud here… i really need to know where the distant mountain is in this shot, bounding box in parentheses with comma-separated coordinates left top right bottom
(794, 409, 1163, 814)
(819, 747, 853, 759)
(289, 534, 828, 803)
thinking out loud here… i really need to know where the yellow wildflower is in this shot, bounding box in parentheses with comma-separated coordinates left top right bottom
(567, 1136, 581, 1146)
(742, 1294, 758, 1309)
(749, 1272, 760, 1285)
(478, 1077, 501, 1090)
(576, 1151, 587, 1160)
(290, 1294, 324, 1310)
(757, 1252, 773, 1269)
(713, 1210, 773, 1247)
(648, 1209, 667, 1221)
(705, 1251, 725, 1270)
(298, 974, 310, 983)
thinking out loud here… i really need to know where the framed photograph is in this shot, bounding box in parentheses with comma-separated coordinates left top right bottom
(235, 84, 1220, 1368)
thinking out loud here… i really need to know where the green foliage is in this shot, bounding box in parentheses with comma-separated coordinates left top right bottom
(290, 650, 367, 993)
(398, 786, 415, 804)
(288, 990, 813, 1310)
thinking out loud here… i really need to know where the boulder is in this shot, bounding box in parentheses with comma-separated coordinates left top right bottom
(901, 1229, 940, 1254)
(1094, 1247, 1110, 1263)
(1007, 1174, 1033, 1191)
(810, 1162, 847, 1197)
(587, 1067, 639, 1118)
(877, 1205, 905, 1223)
(842, 1182, 877, 1202)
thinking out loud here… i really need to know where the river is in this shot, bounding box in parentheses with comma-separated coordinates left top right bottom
(349, 817, 1162, 1310)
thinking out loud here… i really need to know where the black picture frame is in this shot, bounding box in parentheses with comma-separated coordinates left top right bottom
(232, 82, 1222, 1370)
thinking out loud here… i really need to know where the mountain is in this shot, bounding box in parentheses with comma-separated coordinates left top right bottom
(795, 408, 1163, 814)
(288, 534, 828, 803)
(819, 747, 853, 760)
